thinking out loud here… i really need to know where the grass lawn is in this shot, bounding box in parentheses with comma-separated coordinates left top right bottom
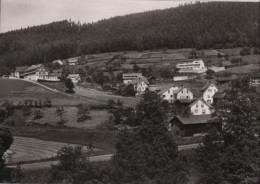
(26, 107, 111, 129)
(241, 54, 260, 65)
(75, 85, 141, 107)
(0, 79, 98, 106)
(8, 136, 101, 164)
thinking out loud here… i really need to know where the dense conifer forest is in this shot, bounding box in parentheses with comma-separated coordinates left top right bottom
(0, 2, 259, 73)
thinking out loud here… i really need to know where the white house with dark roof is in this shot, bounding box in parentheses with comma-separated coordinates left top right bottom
(175, 87, 194, 100)
(67, 74, 81, 83)
(159, 84, 179, 103)
(201, 83, 218, 104)
(189, 98, 213, 115)
(130, 76, 149, 93)
(15, 64, 60, 82)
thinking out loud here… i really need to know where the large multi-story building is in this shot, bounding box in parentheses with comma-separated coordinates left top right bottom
(176, 59, 207, 74)
(14, 64, 60, 82)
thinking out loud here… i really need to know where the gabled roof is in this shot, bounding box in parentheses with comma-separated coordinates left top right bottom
(26, 64, 42, 72)
(158, 84, 179, 95)
(174, 86, 193, 95)
(130, 76, 149, 85)
(15, 66, 28, 73)
(200, 82, 217, 91)
(189, 97, 212, 108)
(172, 115, 213, 125)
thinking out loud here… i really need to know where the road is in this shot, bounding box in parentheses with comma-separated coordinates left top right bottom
(7, 143, 201, 171)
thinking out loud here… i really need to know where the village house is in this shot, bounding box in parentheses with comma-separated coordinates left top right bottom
(159, 85, 194, 103)
(130, 76, 149, 94)
(122, 73, 143, 84)
(169, 115, 220, 137)
(175, 87, 194, 100)
(52, 59, 63, 66)
(176, 59, 207, 74)
(201, 83, 218, 104)
(67, 74, 81, 83)
(249, 73, 260, 86)
(216, 75, 238, 85)
(15, 64, 60, 82)
(189, 98, 213, 115)
(159, 84, 179, 103)
(66, 57, 79, 65)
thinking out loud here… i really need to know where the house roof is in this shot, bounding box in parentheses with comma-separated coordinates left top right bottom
(200, 82, 217, 91)
(130, 76, 149, 85)
(15, 66, 28, 73)
(68, 74, 80, 78)
(189, 97, 212, 108)
(217, 75, 238, 82)
(26, 64, 42, 72)
(172, 115, 213, 125)
(175, 99, 194, 104)
(123, 73, 143, 77)
(175, 86, 192, 95)
(158, 84, 179, 95)
(213, 92, 226, 99)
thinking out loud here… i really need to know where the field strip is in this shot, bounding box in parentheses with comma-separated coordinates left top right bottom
(6, 142, 200, 170)
(6, 136, 101, 164)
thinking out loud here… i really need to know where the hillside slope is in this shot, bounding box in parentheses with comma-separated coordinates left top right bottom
(0, 2, 259, 73)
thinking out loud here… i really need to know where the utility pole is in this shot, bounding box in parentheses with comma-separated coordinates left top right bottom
(0, 0, 2, 33)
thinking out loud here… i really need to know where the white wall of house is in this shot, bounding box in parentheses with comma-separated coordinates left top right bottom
(136, 81, 148, 92)
(176, 60, 207, 74)
(161, 86, 179, 103)
(203, 84, 218, 104)
(190, 100, 212, 115)
(173, 76, 189, 81)
(176, 88, 194, 100)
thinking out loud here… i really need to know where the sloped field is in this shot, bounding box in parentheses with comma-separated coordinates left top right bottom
(8, 136, 101, 164)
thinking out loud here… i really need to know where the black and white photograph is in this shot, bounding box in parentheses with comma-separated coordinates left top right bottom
(0, 0, 259, 183)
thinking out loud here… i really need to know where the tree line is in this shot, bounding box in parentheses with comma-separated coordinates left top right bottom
(0, 2, 259, 74)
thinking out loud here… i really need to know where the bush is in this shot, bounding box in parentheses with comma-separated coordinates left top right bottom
(253, 47, 259, 54)
(240, 46, 250, 56)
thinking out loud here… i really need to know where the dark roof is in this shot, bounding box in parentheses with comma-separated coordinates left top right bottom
(175, 99, 194, 104)
(213, 92, 226, 99)
(217, 75, 238, 82)
(189, 98, 212, 108)
(200, 82, 217, 91)
(15, 66, 28, 73)
(172, 115, 213, 125)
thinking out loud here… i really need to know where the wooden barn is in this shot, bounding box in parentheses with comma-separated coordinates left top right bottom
(169, 115, 221, 137)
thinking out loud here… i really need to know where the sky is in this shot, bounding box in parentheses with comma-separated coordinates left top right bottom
(0, 0, 258, 33)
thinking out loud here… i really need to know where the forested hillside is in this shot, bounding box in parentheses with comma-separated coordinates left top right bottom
(0, 2, 259, 74)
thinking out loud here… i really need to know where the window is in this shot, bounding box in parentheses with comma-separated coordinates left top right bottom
(170, 95, 173, 97)
(182, 90, 184, 93)
(201, 104, 204, 108)
(176, 131, 180, 135)
(194, 109, 198, 113)
(168, 90, 170, 93)
(208, 95, 210, 98)
(208, 89, 212, 92)
(162, 95, 165, 98)
(202, 109, 206, 114)
(196, 104, 199, 108)
(214, 89, 217, 92)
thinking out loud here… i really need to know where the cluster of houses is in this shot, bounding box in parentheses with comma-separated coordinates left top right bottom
(14, 64, 61, 82)
(159, 82, 223, 137)
(13, 64, 81, 84)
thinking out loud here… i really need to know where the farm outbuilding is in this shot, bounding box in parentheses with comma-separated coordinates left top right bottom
(169, 115, 221, 137)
